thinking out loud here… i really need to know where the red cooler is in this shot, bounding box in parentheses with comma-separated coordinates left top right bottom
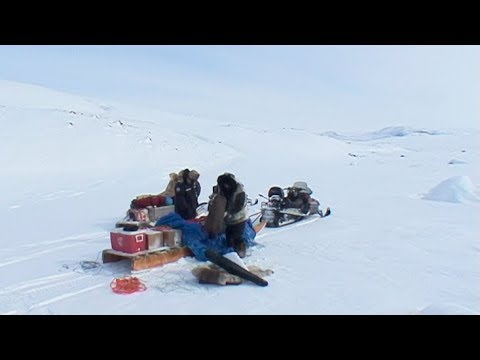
(110, 230, 146, 254)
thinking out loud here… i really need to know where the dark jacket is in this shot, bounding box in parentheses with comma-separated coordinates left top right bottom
(213, 173, 248, 225)
(285, 189, 310, 214)
(175, 169, 201, 220)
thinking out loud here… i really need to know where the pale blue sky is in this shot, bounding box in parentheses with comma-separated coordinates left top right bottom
(0, 45, 478, 130)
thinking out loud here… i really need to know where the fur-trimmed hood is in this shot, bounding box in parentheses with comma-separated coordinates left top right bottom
(217, 173, 238, 197)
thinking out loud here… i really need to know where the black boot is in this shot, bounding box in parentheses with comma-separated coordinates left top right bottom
(234, 241, 247, 258)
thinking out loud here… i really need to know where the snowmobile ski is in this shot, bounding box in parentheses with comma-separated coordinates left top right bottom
(320, 207, 331, 218)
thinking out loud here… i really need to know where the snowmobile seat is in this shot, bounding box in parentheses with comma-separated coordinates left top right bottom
(268, 186, 285, 198)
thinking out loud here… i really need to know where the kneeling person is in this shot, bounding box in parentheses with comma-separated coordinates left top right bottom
(211, 173, 248, 258)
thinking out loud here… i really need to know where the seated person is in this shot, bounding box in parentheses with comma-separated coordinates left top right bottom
(284, 182, 312, 214)
(174, 169, 201, 220)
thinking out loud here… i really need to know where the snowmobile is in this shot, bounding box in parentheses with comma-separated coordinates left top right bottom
(259, 185, 330, 228)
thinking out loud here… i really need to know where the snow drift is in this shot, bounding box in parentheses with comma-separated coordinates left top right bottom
(424, 176, 480, 203)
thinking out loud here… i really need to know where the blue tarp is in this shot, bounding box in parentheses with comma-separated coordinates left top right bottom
(155, 212, 256, 261)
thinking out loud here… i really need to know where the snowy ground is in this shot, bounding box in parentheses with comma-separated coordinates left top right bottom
(0, 80, 479, 315)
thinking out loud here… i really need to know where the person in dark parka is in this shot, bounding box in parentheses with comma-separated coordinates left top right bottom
(213, 173, 248, 258)
(174, 169, 201, 220)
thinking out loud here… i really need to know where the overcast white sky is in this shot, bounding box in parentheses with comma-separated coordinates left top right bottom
(0, 45, 478, 131)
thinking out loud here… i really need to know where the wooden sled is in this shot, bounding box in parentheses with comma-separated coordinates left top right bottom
(102, 247, 194, 271)
(253, 220, 267, 233)
(103, 220, 268, 272)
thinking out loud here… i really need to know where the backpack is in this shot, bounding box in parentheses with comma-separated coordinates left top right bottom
(131, 194, 166, 209)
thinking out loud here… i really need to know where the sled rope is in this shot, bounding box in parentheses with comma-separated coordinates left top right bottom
(249, 212, 262, 225)
(110, 276, 147, 294)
